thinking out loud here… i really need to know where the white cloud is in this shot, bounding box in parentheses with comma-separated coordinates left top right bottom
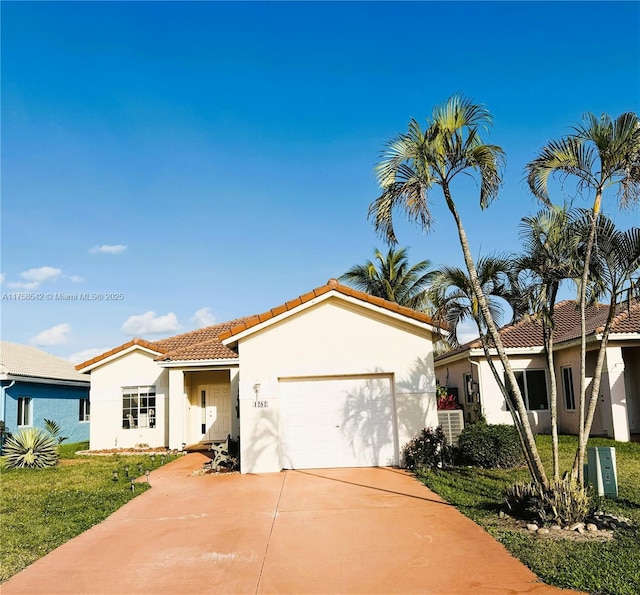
(0, 273, 5, 284)
(31, 323, 72, 346)
(6, 266, 66, 289)
(20, 266, 63, 283)
(191, 307, 216, 328)
(122, 311, 180, 335)
(7, 281, 40, 290)
(68, 275, 84, 283)
(90, 244, 127, 254)
(66, 347, 108, 364)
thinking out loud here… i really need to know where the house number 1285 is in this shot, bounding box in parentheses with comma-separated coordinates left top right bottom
(253, 400, 269, 408)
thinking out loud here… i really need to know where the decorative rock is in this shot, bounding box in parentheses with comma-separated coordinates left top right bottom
(550, 524, 563, 532)
(498, 511, 506, 519)
(537, 528, 550, 535)
(569, 522, 585, 532)
(526, 523, 539, 532)
(586, 523, 598, 532)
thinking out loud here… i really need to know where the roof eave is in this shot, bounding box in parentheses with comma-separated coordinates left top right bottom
(76, 343, 164, 373)
(157, 358, 240, 369)
(222, 290, 437, 346)
(1, 373, 90, 387)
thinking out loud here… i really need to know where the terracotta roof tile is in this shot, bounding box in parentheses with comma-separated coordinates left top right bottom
(156, 338, 238, 362)
(218, 278, 437, 342)
(78, 280, 441, 368)
(435, 298, 640, 362)
(75, 338, 164, 370)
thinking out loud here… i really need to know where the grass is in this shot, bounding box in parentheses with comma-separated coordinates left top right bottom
(0, 442, 181, 583)
(416, 435, 640, 595)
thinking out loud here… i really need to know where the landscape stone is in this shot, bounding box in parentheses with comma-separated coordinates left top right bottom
(526, 523, 539, 532)
(537, 528, 550, 535)
(586, 523, 598, 532)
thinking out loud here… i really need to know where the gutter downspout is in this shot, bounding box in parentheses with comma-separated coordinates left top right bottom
(1, 381, 16, 454)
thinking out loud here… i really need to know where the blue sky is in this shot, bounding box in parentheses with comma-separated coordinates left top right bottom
(2, 1, 639, 362)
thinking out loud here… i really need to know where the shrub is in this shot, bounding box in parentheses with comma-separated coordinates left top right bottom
(44, 419, 68, 444)
(456, 422, 524, 468)
(401, 426, 452, 470)
(3, 428, 59, 469)
(504, 478, 594, 525)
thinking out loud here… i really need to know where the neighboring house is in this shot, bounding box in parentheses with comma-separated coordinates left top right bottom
(0, 342, 91, 443)
(435, 300, 640, 442)
(76, 279, 439, 474)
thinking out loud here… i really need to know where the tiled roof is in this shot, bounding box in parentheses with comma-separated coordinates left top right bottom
(153, 317, 254, 361)
(218, 278, 436, 341)
(435, 299, 640, 362)
(76, 280, 439, 370)
(1, 341, 89, 384)
(75, 318, 254, 370)
(75, 338, 165, 370)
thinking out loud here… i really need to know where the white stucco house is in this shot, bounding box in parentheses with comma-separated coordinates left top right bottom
(434, 299, 640, 442)
(76, 279, 440, 473)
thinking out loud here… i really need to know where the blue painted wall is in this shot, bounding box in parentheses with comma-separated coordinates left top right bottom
(2, 380, 90, 443)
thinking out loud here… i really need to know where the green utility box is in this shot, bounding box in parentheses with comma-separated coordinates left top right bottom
(586, 446, 618, 499)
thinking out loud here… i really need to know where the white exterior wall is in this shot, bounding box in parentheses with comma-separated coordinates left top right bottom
(436, 352, 552, 434)
(88, 350, 169, 450)
(236, 298, 437, 473)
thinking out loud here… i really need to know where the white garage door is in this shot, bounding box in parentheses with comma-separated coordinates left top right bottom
(279, 375, 398, 469)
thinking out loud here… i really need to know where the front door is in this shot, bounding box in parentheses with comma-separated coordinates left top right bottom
(199, 385, 231, 441)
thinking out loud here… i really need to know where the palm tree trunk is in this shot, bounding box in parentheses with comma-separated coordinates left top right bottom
(543, 324, 560, 481)
(478, 332, 538, 481)
(543, 284, 560, 481)
(572, 295, 617, 475)
(575, 195, 601, 485)
(442, 183, 548, 488)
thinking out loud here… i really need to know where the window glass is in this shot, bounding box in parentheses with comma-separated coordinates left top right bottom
(122, 387, 156, 429)
(79, 398, 90, 422)
(562, 367, 575, 410)
(526, 370, 549, 410)
(17, 397, 31, 426)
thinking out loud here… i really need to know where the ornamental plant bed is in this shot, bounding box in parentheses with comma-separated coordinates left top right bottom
(76, 447, 173, 456)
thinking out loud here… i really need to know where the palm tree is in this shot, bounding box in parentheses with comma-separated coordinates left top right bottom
(526, 111, 640, 484)
(429, 255, 514, 347)
(516, 206, 582, 480)
(428, 255, 541, 482)
(369, 94, 547, 487)
(340, 247, 433, 311)
(570, 214, 640, 476)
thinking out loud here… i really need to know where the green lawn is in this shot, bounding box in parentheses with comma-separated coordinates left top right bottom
(416, 435, 640, 595)
(0, 443, 180, 583)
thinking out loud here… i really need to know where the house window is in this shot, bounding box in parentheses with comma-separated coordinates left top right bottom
(79, 398, 90, 422)
(122, 387, 156, 429)
(17, 397, 32, 427)
(562, 367, 575, 410)
(513, 370, 549, 411)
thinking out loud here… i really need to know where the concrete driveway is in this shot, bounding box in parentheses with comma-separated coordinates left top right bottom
(3, 453, 578, 594)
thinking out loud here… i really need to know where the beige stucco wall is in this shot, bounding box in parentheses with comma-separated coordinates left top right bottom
(183, 369, 239, 446)
(236, 297, 437, 473)
(87, 349, 169, 450)
(436, 352, 552, 434)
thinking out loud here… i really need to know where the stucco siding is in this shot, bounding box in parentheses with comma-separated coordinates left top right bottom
(88, 350, 169, 450)
(2, 381, 89, 443)
(436, 353, 552, 434)
(236, 298, 437, 473)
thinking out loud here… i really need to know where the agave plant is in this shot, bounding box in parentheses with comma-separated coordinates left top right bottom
(3, 427, 59, 469)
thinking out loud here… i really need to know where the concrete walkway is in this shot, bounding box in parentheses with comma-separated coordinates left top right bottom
(3, 454, 579, 594)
